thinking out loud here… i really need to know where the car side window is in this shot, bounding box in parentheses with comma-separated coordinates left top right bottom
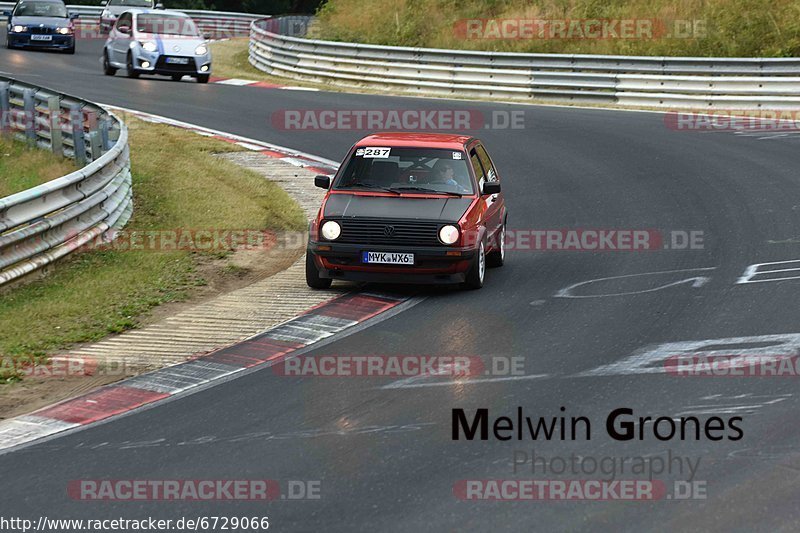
(470, 148, 487, 190)
(475, 145, 498, 182)
(116, 12, 132, 32)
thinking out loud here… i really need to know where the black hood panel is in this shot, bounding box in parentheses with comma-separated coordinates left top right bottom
(324, 194, 472, 222)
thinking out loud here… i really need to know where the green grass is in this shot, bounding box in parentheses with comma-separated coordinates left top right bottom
(210, 39, 267, 81)
(0, 136, 77, 197)
(0, 117, 306, 382)
(313, 0, 800, 57)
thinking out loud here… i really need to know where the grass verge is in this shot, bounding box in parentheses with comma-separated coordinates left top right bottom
(0, 136, 77, 197)
(0, 116, 307, 383)
(313, 0, 800, 57)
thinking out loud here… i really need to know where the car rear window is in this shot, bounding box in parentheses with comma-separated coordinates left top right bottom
(136, 14, 199, 36)
(334, 147, 474, 195)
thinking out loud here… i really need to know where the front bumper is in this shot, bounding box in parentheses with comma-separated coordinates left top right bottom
(7, 33, 74, 49)
(308, 241, 476, 284)
(132, 49, 212, 76)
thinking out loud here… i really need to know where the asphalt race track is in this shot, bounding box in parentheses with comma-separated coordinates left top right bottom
(4, 33, 800, 531)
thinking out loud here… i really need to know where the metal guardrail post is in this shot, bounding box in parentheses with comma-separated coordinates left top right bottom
(47, 95, 63, 157)
(0, 81, 9, 134)
(70, 103, 87, 166)
(86, 110, 101, 161)
(100, 118, 111, 150)
(88, 131, 102, 161)
(23, 88, 36, 145)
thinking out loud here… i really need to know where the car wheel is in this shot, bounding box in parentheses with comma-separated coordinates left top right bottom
(306, 252, 332, 289)
(197, 74, 210, 84)
(486, 220, 506, 268)
(126, 53, 139, 78)
(65, 44, 75, 54)
(463, 240, 486, 290)
(103, 51, 117, 75)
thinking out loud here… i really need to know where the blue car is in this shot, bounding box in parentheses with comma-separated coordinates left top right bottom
(5, 0, 77, 54)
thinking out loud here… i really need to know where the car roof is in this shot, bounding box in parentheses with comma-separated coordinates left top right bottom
(356, 133, 476, 150)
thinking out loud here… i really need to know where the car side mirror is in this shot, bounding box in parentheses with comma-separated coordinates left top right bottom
(69, 13, 80, 19)
(314, 175, 331, 189)
(482, 181, 501, 195)
(2, 10, 11, 17)
(117, 24, 131, 34)
(203, 32, 212, 40)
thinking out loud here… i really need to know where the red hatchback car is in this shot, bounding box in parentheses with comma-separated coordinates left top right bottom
(306, 133, 508, 289)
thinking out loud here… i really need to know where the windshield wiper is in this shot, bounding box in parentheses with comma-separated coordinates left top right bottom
(338, 183, 401, 194)
(388, 186, 463, 197)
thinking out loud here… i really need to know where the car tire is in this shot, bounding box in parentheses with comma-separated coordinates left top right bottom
(103, 51, 117, 75)
(65, 44, 75, 54)
(486, 220, 506, 268)
(463, 239, 486, 290)
(306, 252, 332, 289)
(197, 74, 210, 84)
(126, 53, 139, 78)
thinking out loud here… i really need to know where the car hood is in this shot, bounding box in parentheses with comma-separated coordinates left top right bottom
(11, 16, 68, 26)
(324, 193, 473, 222)
(139, 34, 205, 53)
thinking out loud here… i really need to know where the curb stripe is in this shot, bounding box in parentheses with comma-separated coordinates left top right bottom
(33, 387, 170, 425)
(0, 292, 409, 452)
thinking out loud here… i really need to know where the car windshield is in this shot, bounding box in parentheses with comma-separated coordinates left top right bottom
(136, 14, 199, 36)
(13, 0, 67, 17)
(335, 147, 474, 195)
(108, 0, 152, 6)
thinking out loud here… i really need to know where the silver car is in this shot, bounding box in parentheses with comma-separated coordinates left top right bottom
(102, 9, 211, 83)
(99, 0, 162, 34)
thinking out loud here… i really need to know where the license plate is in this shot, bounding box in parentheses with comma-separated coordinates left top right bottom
(362, 251, 414, 265)
(166, 57, 190, 65)
(30, 35, 52, 41)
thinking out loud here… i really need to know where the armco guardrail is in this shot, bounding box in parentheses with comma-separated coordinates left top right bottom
(0, 3, 265, 38)
(0, 76, 132, 287)
(250, 16, 800, 109)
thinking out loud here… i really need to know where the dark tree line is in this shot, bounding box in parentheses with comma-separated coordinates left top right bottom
(68, 0, 323, 14)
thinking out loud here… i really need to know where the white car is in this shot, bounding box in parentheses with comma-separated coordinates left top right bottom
(99, 0, 162, 34)
(102, 9, 211, 83)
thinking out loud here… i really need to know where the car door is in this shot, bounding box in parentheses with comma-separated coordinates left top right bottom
(110, 11, 132, 63)
(472, 143, 504, 242)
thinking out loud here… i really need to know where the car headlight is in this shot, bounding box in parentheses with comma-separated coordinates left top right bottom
(140, 41, 157, 52)
(12, 25, 26, 33)
(320, 220, 341, 241)
(195, 44, 208, 55)
(56, 27, 72, 35)
(439, 224, 460, 245)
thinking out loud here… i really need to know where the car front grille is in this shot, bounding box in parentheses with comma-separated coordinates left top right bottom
(334, 218, 443, 247)
(155, 56, 197, 72)
(29, 27, 55, 35)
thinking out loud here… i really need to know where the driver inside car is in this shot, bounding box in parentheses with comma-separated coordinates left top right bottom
(427, 159, 470, 192)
